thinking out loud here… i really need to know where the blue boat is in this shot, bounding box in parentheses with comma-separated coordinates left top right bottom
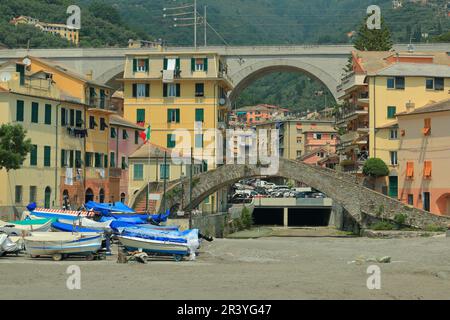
(51, 221, 103, 234)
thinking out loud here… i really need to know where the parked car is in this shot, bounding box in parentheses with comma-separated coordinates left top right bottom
(230, 194, 252, 204)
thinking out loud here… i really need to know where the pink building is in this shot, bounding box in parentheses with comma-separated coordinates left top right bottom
(299, 147, 339, 169)
(303, 129, 338, 154)
(109, 115, 144, 204)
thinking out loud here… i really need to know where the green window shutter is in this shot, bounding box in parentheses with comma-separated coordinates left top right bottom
(75, 151, 82, 168)
(133, 59, 137, 72)
(110, 152, 115, 168)
(163, 83, 168, 97)
(75, 110, 82, 127)
(69, 109, 75, 126)
(203, 161, 208, 172)
(104, 154, 108, 169)
(163, 58, 168, 70)
(137, 109, 145, 123)
(167, 109, 171, 122)
(195, 109, 204, 122)
(175, 58, 180, 70)
(160, 164, 170, 180)
(30, 145, 37, 166)
(145, 84, 150, 97)
(44, 146, 51, 167)
(69, 150, 74, 168)
(176, 84, 181, 97)
(61, 108, 66, 126)
(16, 100, 24, 122)
(61, 149, 66, 167)
(31, 102, 39, 123)
(85, 153, 92, 167)
(16, 64, 25, 86)
(195, 134, 204, 148)
(387, 106, 396, 119)
(134, 164, 143, 180)
(191, 58, 196, 72)
(145, 59, 149, 72)
(132, 84, 137, 98)
(167, 134, 175, 148)
(44, 104, 52, 125)
(111, 127, 116, 138)
(204, 58, 208, 71)
(176, 109, 180, 123)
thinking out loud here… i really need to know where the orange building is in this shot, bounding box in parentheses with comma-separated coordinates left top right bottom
(397, 99, 450, 216)
(233, 104, 290, 126)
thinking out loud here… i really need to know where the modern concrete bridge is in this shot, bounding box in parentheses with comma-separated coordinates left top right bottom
(0, 44, 448, 101)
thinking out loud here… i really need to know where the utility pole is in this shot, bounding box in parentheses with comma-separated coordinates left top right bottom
(163, 151, 168, 213)
(194, 0, 197, 48)
(204, 5, 207, 47)
(189, 147, 193, 229)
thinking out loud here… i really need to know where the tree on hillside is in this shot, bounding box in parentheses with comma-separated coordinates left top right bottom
(0, 124, 32, 171)
(353, 16, 393, 51)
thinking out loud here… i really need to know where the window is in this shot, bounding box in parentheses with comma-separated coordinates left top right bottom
(390, 151, 398, 166)
(195, 134, 204, 148)
(123, 129, 129, 140)
(110, 152, 115, 168)
(100, 118, 108, 131)
(16, 64, 25, 86)
(387, 77, 405, 90)
(70, 109, 75, 126)
(30, 145, 37, 166)
(133, 83, 150, 98)
(110, 127, 117, 139)
(75, 110, 83, 128)
(406, 161, 414, 179)
(167, 109, 180, 123)
(61, 108, 67, 126)
(423, 192, 430, 212)
(29, 186, 37, 203)
(195, 108, 204, 122)
(297, 137, 302, 144)
(426, 77, 444, 91)
(390, 129, 398, 140)
(195, 83, 205, 97)
(104, 154, 108, 169)
(387, 106, 396, 119)
(61, 149, 67, 167)
(135, 131, 139, 144)
(16, 100, 24, 122)
(134, 164, 144, 181)
(44, 146, 51, 167)
(163, 83, 180, 97)
(160, 164, 170, 180)
(424, 161, 432, 178)
(191, 58, 208, 72)
(136, 109, 145, 124)
(31, 102, 39, 123)
(45, 104, 52, 125)
(313, 133, 322, 140)
(407, 194, 414, 206)
(423, 118, 431, 136)
(133, 59, 149, 72)
(389, 176, 398, 198)
(167, 134, 176, 148)
(122, 156, 128, 169)
(85, 152, 93, 167)
(75, 151, 82, 169)
(89, 116, 97, 129)
(164, 58, 180, 71)
(15, 186, 22, 204)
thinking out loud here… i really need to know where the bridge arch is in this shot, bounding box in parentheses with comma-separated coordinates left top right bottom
(96, 63, 125, 89)
(133, 158, 450, 229)
(228, 59, 340, 104)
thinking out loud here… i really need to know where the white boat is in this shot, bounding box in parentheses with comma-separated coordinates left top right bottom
(0, 219, 53, 236)
(117, 235, 190, 261)
(24, 232, 102, 261)
(54, 218, 112, 232)
(0, 234, 24, 256)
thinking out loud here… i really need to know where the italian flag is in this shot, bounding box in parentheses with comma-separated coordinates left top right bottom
(140, 126, 151, 143)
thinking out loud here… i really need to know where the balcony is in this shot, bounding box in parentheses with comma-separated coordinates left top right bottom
(335, 105, 369, 125)
(88, 97, 112, 110)
(337, 73, 367, 99)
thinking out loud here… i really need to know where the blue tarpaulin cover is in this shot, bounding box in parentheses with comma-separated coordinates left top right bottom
(84, 201, 135, 216)
(51, 221, 103, 234)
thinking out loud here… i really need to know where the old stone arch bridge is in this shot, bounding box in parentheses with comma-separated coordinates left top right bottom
(0, 44, 447, 102)
(129, 158, 450, 230)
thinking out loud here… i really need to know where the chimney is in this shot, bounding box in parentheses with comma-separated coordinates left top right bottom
(85, 70, 93, 80)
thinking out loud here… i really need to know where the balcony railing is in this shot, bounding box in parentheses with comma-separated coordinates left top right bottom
(88, 97, 112, 110)
(335, 105, 368, 124)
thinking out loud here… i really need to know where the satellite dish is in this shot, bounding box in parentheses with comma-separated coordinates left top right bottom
(22, 58, 31, 66)
(0, 72, 11, 82)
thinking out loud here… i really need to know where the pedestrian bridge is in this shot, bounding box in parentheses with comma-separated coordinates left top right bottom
(130, 158, 450, 230)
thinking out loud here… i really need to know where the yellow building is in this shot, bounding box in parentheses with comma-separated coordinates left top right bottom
(337, 50, 450, 197)
(0, 56, 115, 217)
(122, 51, 233, 213)
(10, 16, 79, 45)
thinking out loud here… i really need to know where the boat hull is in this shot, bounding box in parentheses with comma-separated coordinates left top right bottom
(118, 236, 189, 256)
(24, 233, 102, 256)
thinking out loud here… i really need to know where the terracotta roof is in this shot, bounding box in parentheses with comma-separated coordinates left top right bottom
(376, 120, 398, 129)
(396, 99, 450, 117)
(109, 115, 144, 130)
(369, 63, 450, 77)
(298, 147, 330, 161)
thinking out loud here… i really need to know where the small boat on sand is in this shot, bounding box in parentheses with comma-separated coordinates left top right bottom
(0, 219, 53, 236)
(24, 232, 102, 261)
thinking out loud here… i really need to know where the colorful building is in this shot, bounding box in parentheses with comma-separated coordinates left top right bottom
(232, 104, 290, 126)
(121, 51, 233, 213)
(336, 50, 450, 197)
(10, 16, 79, 45)
(0, 56, 115, 216)
(109, 115, 144, 204)
(255, 119, 337, 160)
(397, 99, 450, 216)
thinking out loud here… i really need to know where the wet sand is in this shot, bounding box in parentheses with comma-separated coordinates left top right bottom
(1, 236, 449, 300)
